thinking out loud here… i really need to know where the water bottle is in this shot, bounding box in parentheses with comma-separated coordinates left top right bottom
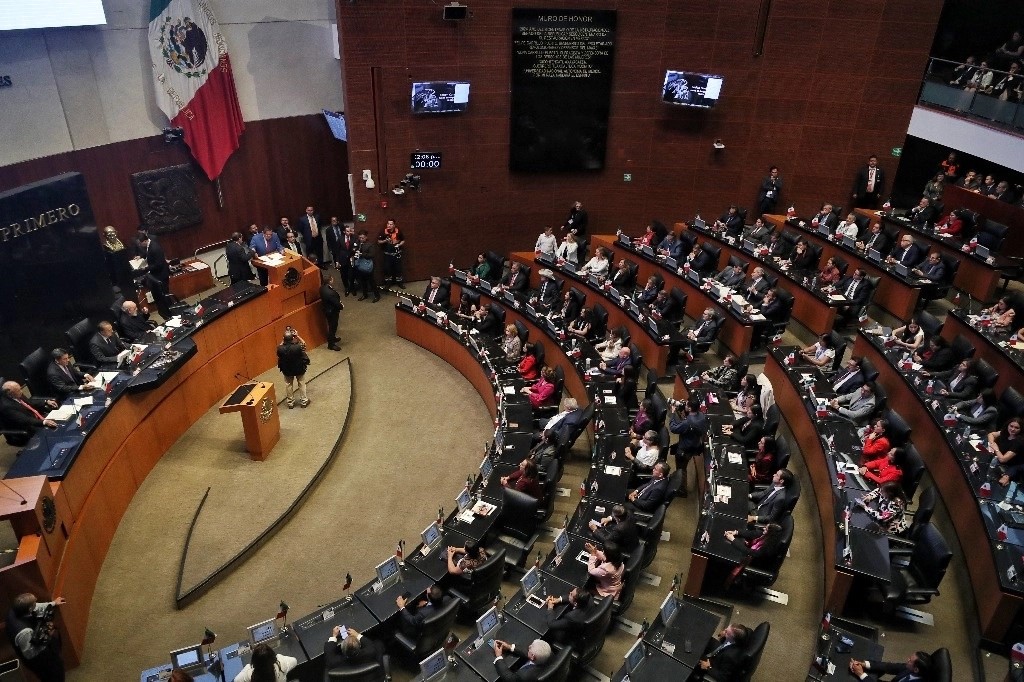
(963, 425, 971, 440)
(591, 479, 599, 495)
(811, 275, 818, 290)
(585, 357, 592, 371)
(926, 380, 934, 394)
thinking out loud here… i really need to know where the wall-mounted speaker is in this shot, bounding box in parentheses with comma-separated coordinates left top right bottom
(443, 4, 468, 21)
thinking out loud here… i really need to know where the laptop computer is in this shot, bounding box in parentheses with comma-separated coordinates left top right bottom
(588, 273, 602, 287)
(419, 649, 449, 682)
(742, 239, 757, 253)
(399, 295, 413, 309)
(503, 290, 516, 304)
(976, 244, 991, 259)
(453, 268, 468, 281)
(420, 522, 443, 555)
(520, 566, 546, 608)
(247, 618, 280, 647)
(817, 223, 831, 236)
(553, 528, 571, 561)
(624, 640, 647, 674)
(842, 235, 858, 249)
(609, 288, 621, 303)
(894, 262, 909, 277)
(648, 318, 660, 335)
(537, 253, 555, 266)
(374, 555, 401, 591)
(641, 245, 655, 257)
(618, 233, 632, 247)
(479, 280, 492, 292)
(659, 593, 680, 628)
(170, 644, 206, 672)
(475, 607, 501, 645)
(524, 303, 537, 317)
(480, 456, 494, 481)
(456, 488, 473, 512)
(686, 268, 701, 285)
(731, 299, 747, 315)
(629, 300, 641, 316)
(546, 317, 560, 334)
(693, 217, 706, 229)
(867, 248, 882, 263)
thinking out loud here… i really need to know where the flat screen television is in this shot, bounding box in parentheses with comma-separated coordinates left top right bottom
(662, 71, 724, 109)
(322, 110, 347, 141)
(411, 81, 470, 114)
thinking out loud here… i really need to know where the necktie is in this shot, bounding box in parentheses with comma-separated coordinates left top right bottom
(901, 248, 911, 264)
(867, 168, 876, 192)
(973, 403, 984, 417)
(758, 488, 779, 509)
(846, 280, 857, 298)
(18, 399, 44, 420)
(428, 288, 436, 303)
(265, 237, 271, 251)
(952, 374, 963, 389)
(62, 365, 73, 380)
(708, 641, 732, 658)
(309, 215, 318, 238)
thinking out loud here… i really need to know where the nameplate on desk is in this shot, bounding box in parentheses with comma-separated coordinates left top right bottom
(604, 465, 623, 476)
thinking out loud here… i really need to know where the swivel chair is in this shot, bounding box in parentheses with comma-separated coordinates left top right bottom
(485, 488, 541, 573)
(568, 596, 613, 669)
(325, 656, 391, 681)
(536, 644, 573, 682)
(392, 597, 461, 669)
(448, 548, 507, 621)
(19, 347, 56, 400)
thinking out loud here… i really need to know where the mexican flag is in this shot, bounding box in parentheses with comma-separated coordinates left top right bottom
(148, 0, 244, 180)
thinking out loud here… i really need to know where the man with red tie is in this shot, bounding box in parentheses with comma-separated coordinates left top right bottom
(0, 381, 58, 446)
(422, 276, 450, 308)
(326, 219, 356, 295)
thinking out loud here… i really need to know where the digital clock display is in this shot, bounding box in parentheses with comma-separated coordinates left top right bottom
(411, 152, 442, 169)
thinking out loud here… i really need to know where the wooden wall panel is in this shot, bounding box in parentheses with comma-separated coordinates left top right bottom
(336, 0, 944, 282)
(0, 116, 351, 262)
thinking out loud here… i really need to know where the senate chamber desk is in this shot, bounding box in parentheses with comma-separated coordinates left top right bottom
(0, 255, 327, 666)
(763, 215, 924, 320)
(853, 210, 1007, 303)
(589, 235, 756, 357)
(680, 222, 842, 336)
(507, 251, 676, 374)
(853, 330, 1024, 646)
(943, 184, 1024, 259)
(941, 309, 1024, 397)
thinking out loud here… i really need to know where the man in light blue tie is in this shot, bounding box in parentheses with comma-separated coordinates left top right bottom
(493, 638, 551, 681)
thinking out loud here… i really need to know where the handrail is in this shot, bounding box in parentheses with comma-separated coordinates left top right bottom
(919, 57, 1024, 132)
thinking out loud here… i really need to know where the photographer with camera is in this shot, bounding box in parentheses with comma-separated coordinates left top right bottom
(6, 592, 67, 681)
(669, 397, 707, 498)
(277, 327, 310, 409)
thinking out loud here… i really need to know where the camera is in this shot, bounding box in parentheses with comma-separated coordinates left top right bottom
(29, 603, 57, 647)
(668, 398, 685, 410)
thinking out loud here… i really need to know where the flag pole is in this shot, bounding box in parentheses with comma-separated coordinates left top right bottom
(214, 177, 224, 208)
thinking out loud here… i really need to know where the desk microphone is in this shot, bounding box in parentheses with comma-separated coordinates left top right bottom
(0, 480, 28, 506)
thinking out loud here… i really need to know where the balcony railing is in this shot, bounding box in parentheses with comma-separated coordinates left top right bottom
(919, 57, 1024, 131)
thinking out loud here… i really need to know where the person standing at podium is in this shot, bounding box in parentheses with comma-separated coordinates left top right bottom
(277, 328, 310, 408)
(250, 226, 284, 287)
(226, 231, 256, 284)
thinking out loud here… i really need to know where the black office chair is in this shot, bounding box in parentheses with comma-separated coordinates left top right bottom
(649, 392, 669, 431)
(569, 595, 614, 668)
(705, 621, 770, 682)
(858, 357, 880, 383)
(580, 300, 603, 337)
(642, 367, 660, 401)
(977, 221, 1009, 252)
(64, 318, 99, 373)
(915, 310, 943, 341)
(662, 468, 684, 506)
(999, 386, 1024, 422)
(727, 255, 749, 273)
(920, 255, 959, 303)
(638, 504, 667, 569)
(19, 347, 56, 400)
(974, 358, 998, 389)
(699, 244, 721, 274)
(781, 476, 801, 517)
(325, 656, 391, 682)
(805, 244, 822, 271)
(513, 319, 529, 346)
(775, 437, 791, 471)
(532, 341, 547, 372)
(536, 643, 573, 682)
(568, 287, 587, 311)
(904, 485, 936, 539)
(537, 460, 561, 523)
(618, 325, 631, 346)
(564, 403, 595, 453)
(854, 214, 871, 236)
(873, 523, 952, 616)
(485, 251, 505, 283)
(737, 515, 795, 589)
(871, 381, 888, 418)
(110, 293, 126, 319)
(448, 548, 507, 621)
(900, 445, 926, 500)
(486, 488, 541, 572)
(762, 404, 780, 439)
(627, 342, 643, 373)
(949, 334, 975, 362)
(488, 303, 507, 335)
(883, 409, 912, 447)
(832, 256, 849, 276)
(667, 287, 687, 323)
(827, 331, 847, 373)
(613, 541, 646, 616)
(392, 597, 461, 668)
(930, 647, 952, 682)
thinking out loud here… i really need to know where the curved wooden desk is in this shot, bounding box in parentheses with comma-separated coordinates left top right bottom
(853, 331, 1023, 646)
(589, 235, 755, 357)
(940, 310, 1024, 397)
(2, 262, 327, 666)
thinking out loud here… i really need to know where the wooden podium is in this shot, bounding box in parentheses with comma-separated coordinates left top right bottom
(253, 250, 309, 287)
(219, 382, 281, 461)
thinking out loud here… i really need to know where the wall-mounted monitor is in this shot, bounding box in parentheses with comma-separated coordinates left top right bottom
(662, 71, 724, 109)
(0, 0, 106, 31)
(411, 81, 470, 114)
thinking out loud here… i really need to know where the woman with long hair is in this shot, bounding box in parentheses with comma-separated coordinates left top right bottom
(233, 643, 297, 682)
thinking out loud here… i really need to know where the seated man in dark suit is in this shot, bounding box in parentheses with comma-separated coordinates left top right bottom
(649, 290, 679, 321)
(636, 276, 661, 305)
(755, 288, 787, 330)
(907, 197, 939, 225)
(0, 381, 58, 446)
(810, 204, 838, 233)
(886, 234, 925, 268)
(588, 504, 639, 552)
(831, 358, 865, 394)
(396, 584, 448, 638)
(849, 650, 933, 682)
(714, 206, 744, 238)
(714, 264, 746, 289)
(117, 300, 154, 343)
(46, 348, 94, 402)
(835, 268, 871, 321)
(530, 269, 562, 311)
(742, 266, 770, 304)
(537, 398, 582, 441)
(545, 588, 597, 644)
(856, 221, 890, 254)
(598, 347, 632, 377)
(766, 232, 791, 259)
(656, 232, 686, 261)
(687, 243, 716, 274)
(492, 638, 551, 681)
(682, 308, 719, 362)
(699, 623, 750, 681)
(422, 276, 450, 307)
(323, 626, 385, 674)
(626, 461, 671, 513)
(89, 321, 129, 370)
(500, 262, 529, 293)
(911, 252, 946, 284)
(747, 468, 793, 525)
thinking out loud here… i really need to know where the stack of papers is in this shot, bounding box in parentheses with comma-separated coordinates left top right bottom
(604, 465, 623, 476)
(727, 451, 743, 465)
(46, 406, 77, 421)
(187, 260, 210, 270)
(472, 500, 497, 516)
(260, 253, 286, 265)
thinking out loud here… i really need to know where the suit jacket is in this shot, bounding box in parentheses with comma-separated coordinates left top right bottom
(836, 390, 876, 423)
(144, 239, 170, 285)
(398, 597, 449, 636)
(914, 259, 946, 282)
(954, 399, 998, 428)
(744, 277, 769, 302)
(0, 394, 50, 443)
(853, 165, 886, 198)
(534, 279, 561, 308)
(890, 243, 924, 266)
(637, 285, 659, 306)
(652, 296, 679, 320)
(89, 332, 127, 368)
(564, 207, 588, 235)
(548, 409, 583, 440)
(226, 241, 255, 282)
(601, 355, 630, 376)
(423, 284, 450, 307)
(118, 310, 152, 343)
(250, 232, 284, 257)
(670, 411, 708, 453)
(861, 231, 890, 254)
(323, 636, 385, 673)
(546, 599, 595, 644)
(719, 212, 744, 237)
(767, 238, 791, 259)
(832, 369, 865, 394)
(495, 648, 542, 682)
(933, 367, 978, 399)
(908, 205, 938, 225)
(46, 361, 86, 400)
(690, 317, 718, 344)
(690, 248, 715, 273)
(630, 476, 669, 513)
(503, 270, 529, 292)
(837, 276, 870, 306)
(296, 212, 321, 247)
(320, 282, 343, 315)
(657, 237, 685, 260)
(860, 659, 924, 682)
(813, 212, 837, 232)
(703, 637, 746, 681)
(757, 176, 782, 211)
(750, 485, 787, 524)
(716, 267, 746, 288)
(760, 297, 787, 322)
(919, 346, 955, 372)
(593, 516, 639, 552)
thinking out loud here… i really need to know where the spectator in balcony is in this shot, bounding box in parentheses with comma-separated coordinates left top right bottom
(993, 180, 1017, 203)
(993, 30, 1024, 70)
(956, 169, 981, 191)
(964, 61, 993, 92)
(939, 151, 959, 180)
(922, 172, 946, 204)
(977, 174, 998, 195)
(949, 56, 978, 86)
(992, 62, 1021, 101)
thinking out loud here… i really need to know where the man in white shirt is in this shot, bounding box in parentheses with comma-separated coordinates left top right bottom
(624, 430, 660, 471)
(535, 226, 557, 256)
